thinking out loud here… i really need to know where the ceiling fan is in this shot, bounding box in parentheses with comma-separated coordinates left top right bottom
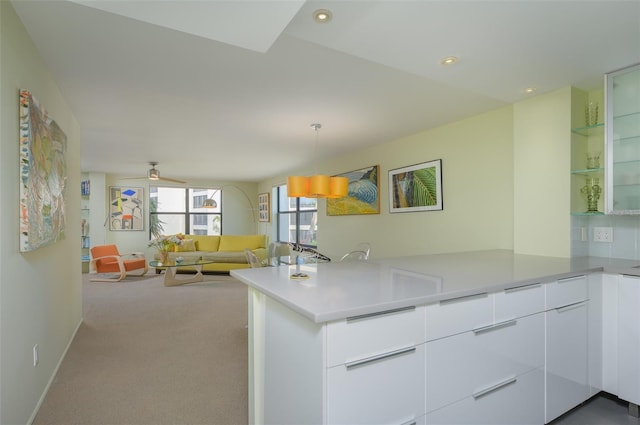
(123, 162, 187, 184)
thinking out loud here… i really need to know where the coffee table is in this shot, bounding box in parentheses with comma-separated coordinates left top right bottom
(149, 259, 216, 286)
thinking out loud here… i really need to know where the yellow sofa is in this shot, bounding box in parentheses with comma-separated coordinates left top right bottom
(154, 234, 267, 273)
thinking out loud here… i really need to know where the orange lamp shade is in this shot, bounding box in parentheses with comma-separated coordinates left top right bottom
(287, 176, 310, 197)
(328, 176, 349, 198)
(309, 174, 331, 197)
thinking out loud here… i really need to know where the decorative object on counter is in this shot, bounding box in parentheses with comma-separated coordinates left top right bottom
(258, 192, 270, 222)
(148, 234, 184, 263)
(580, 177, 601, 212)
(389, 159, 443, 213)
(327, 165, 380, 216)
(290, 272, 309, 280)
(109, 186, 144, 231)
(19, 89, 68, 252)
(288, 243, 331, 262)
(585, 101, 599, 126)
(586, 152, 601, 169)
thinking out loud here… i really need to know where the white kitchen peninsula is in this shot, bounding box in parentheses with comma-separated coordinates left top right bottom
(231, 250, 640, 425)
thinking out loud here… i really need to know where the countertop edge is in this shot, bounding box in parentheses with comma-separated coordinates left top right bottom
(232, 255, 640, 324)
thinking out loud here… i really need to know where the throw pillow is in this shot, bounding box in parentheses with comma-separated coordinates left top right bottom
(176, 239, 196, 252)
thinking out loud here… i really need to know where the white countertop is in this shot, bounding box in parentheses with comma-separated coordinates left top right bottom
(231, 250, 640, 323)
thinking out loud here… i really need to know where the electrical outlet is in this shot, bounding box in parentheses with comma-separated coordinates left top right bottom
(594, 227, 613, 243)
(33, 344, 39, 367)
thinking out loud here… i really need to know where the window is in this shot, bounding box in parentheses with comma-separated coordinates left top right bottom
(150, 187, 221, 237)
(276, 185, 317, 248)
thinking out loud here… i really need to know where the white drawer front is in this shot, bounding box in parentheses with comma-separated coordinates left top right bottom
(426, 313, 544, 413)
(546, 275, 588, 309)
(425, 293, 492, 341)
(545, 301, 590, 422)
(327, 343, 426, 425)
(327, 306, 425, 368)
(425, 367, 544, 425)
(494, 282, 545, 321)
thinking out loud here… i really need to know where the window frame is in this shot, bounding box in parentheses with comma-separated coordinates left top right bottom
(276, 185, 318, 248)
(149, 186, 222, 237)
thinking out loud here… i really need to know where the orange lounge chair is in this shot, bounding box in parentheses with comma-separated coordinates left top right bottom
(90, 244, 148, 282)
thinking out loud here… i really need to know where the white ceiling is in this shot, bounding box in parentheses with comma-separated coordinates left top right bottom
(11, 0, 640, 183)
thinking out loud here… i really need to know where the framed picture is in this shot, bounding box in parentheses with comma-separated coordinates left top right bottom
(109, 187, 144, 231)
(258, 192, 270, 222)
(327, 165, 380, 216)
(19, 89, 68, 252)
(389, 159, 443, 213)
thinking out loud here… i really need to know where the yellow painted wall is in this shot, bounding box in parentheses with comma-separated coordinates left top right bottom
(513, 87, 572, 257)
(260, 106, 515, 260)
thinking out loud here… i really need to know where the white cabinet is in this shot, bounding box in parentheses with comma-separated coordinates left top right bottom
(327, 344, 426, 425)
(605, 63, 640, 214)
(545, 275, 590, 423)
(424, 288, 545, 424)
(618, 275, 640, 408)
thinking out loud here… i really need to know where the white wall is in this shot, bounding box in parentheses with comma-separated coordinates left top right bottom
(1, 3, 82, 423)
(259, 106, 515, 260)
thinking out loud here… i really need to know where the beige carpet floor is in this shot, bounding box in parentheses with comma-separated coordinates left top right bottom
(33, 273, 248, 425)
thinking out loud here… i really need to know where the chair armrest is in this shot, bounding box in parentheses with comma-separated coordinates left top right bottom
(121, 252, 145, 258)
(91, 254, 121, 262)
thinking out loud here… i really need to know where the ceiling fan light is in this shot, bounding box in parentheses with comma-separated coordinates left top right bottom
(287, 176, 310, 197)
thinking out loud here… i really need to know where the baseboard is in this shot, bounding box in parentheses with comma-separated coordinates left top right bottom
(28, 317, 84, 425)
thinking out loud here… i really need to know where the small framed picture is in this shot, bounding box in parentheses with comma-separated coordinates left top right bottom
(389, 159, 443, 213)
(109, 186, 144, 230)
(258, 193, 270, 222)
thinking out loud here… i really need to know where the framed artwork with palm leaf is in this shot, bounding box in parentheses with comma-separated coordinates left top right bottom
(389, 159, 443, 213)
(327, 165, 380, 216)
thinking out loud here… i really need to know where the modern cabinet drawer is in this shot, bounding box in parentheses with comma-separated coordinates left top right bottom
(425, 292, 492, 341)
(546, 275, 588, 309)
(545, 300, 589, 422)
(327, 343, 426, 425)
(425, 367, 544, 425)
(425, 312, 544, 413)
(327, 305, 425, 368)
(494, 282, 545, 321)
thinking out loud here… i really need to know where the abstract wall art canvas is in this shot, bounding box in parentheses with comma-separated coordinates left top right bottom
(19, 89, 68, 252)
(109, 187, 144, 231)
(327, 165, 380, 216)
(389, 159, 443, 213)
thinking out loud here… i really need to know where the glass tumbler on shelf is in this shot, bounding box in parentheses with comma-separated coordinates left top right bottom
(580, 177, 601, 212)
(585, 102, 599, 126)
(586, 152, 600, 169)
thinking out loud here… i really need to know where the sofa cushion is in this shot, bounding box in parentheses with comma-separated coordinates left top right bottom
(218, 234, 266, 252)
(190, 235, 220, 251)
(202, 251, 248, 264)
(175, 239, 196, 252)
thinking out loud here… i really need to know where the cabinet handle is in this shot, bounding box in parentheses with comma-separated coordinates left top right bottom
(345, 346, 416, 370)
(439, 292, 488, 305)
(555, 300, 587, 312)
(558, 275, 585, 283)
(473, 318, 517, 334)
(472, 375, 517, 399)
(504, 283, 541, 293)
(347, 306, 415, 323)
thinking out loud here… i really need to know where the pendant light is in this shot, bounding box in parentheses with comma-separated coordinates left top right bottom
(287, 124, 349, 198)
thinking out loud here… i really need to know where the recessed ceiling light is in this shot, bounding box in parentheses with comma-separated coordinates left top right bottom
(523, 87, 537, 94)
(313, 9, 332, 23)
(440, 56, 458, 66)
